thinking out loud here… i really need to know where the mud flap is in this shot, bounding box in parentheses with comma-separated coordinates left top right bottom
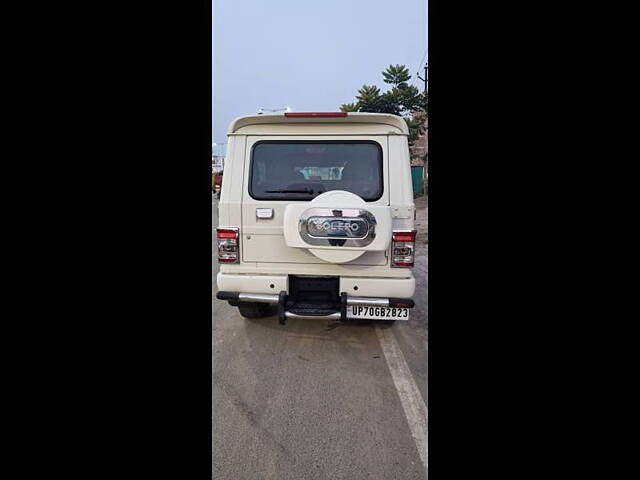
(278, 290, 287, 325)
(340, 292, 347, 322)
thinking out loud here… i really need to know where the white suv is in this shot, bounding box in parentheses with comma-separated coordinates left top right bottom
(216, 112, 416, 324)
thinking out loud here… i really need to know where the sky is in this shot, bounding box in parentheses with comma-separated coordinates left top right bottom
(213, 0, 427, 156)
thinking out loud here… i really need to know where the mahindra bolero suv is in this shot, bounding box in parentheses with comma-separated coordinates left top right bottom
(215, 112, 417, 324)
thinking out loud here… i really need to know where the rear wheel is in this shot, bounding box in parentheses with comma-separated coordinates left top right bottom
(237, 302, 273, 319)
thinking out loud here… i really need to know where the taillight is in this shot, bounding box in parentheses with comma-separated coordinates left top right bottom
(217, 228, 239, 263)
(391, 230, 416, 267)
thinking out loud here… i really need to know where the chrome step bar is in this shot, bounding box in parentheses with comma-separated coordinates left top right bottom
(235, 293, 391, 307)
(284, 312, 342, 320)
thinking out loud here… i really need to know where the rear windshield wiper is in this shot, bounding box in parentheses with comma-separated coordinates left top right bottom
(264, 188, 314, 194)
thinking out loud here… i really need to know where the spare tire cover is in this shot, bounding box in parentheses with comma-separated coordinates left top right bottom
(303, 191, 370, 263)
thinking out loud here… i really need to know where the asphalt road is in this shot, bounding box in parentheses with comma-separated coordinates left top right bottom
(213, 195, 428, 479)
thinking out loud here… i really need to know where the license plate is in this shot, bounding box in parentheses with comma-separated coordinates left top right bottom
(347, 305, 409, 321)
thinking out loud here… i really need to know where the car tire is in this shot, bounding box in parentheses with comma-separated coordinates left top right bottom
(238, 302, 271, 319)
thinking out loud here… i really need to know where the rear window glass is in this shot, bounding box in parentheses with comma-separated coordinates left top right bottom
(249, 141, 383, 201)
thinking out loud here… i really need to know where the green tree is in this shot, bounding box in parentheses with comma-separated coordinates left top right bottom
(340, 64, 427, 146)
(382, 64, 411, 87)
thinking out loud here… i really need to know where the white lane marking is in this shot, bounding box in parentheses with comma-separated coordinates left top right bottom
(376, 327, 428, 474)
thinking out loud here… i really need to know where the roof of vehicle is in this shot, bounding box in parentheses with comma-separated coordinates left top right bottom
(227, 112, 409, 135)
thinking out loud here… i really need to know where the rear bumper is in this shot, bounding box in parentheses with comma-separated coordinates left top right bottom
(216, 272, 415, 298)
(216, 290, 414, 322)
(216, 291, 414, 308)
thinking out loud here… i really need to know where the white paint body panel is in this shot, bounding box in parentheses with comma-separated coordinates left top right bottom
(217, 272, 415, 298)
(240, 135, 391, 266)
(216, 273, 288, 294)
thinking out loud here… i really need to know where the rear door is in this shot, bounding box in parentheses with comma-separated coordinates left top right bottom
(241, 136, 389, 266)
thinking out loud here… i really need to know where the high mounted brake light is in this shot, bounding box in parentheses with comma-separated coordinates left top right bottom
(391, 230, 417, 268)
(217, 228, 240, 263)
(284, 112, 348, 118)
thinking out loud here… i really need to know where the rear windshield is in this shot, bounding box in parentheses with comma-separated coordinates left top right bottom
(249, 141, 383, 201)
